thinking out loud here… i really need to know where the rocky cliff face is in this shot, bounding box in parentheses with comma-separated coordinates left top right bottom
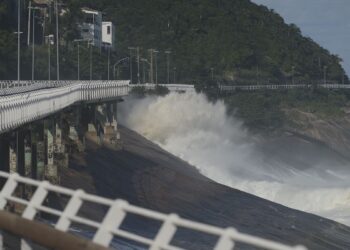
(284, 108, 350, 157)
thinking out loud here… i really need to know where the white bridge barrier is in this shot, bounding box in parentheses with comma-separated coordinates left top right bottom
(0, 171, 306, 250)
(132, 83, 196, 93)
(219, 84, 350, 92)
(0, 80, 129, 134)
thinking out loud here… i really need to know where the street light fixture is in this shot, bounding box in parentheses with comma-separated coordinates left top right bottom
(113, 57, 129, 80)
(45, 35, 54, 81)
(141, 58, 152, 83)
(55, 0, 60, 80)
(16, 0, 21, 86)
(73, 39, 91, 80)
(128, 47, 137, 84)
(28, 6, 42, 81)
(323, 66, 328, 84)
(165, 50, 172, 84)
(153, 50, 159, 85)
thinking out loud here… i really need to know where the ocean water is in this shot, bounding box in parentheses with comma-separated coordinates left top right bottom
(119, 92, 350, 226)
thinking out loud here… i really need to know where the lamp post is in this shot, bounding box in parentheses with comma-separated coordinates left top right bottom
(17, 0, 21, 86)
(107, 46, 111, 80)
(73, 39, 91, 80)
(113, 57, 129, 80)
(136, 47, 140, 84)
(55, 0, 60, 80)
(148, 49, 155, 83)
(45, 35, 54, 81)
(153, 50, 159, 85)
(141, 58, 151, 83)
(28, 6, 41, 81)
(165, 50, 171, 84)
(128, 47, 136, 84)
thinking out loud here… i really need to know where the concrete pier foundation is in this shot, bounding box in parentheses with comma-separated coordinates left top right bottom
(0, 136, 9, 172)
(45, 120, 58, 183)
(9, 136, 17, 174)
(31, 124, 45, 180)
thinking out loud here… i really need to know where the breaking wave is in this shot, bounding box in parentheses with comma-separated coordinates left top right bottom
(119, 92, 350, 226)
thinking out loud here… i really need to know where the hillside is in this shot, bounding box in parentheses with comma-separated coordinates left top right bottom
(0, 0, 348, 84)
(65, 0, 347, 84)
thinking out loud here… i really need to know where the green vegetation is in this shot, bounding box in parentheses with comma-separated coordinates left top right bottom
(0, 0, 348, 84)
(223, 89, 350, 131)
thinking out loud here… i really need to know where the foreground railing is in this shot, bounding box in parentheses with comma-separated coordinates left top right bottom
(0, 81, 129, 134)
(0, 171, 306, 250)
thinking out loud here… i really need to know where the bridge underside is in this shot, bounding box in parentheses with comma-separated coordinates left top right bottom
(0, 99, 123, 187)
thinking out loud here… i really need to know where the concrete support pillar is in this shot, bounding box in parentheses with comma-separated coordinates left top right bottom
(45, 119, 57, 183)
(55, 121, 64, 154)
(31, 124, 45, 180)
(24, 133, 32, 178)
(0, 136, 10, 172)
(17, 131, 25, 177)
(68, 107, 85, 151)
(9, 134, 17, 174)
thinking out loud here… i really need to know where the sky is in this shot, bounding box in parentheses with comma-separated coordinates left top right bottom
(251, 0, 350, 76)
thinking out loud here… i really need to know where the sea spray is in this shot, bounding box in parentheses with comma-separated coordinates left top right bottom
(119, 92, 350, 226)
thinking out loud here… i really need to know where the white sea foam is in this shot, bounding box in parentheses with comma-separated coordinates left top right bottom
(119, 92, 350, 226)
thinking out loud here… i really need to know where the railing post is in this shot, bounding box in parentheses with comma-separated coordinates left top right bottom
(0, 173, 18, 209)
(150, 214, 178, 250)
(93, 199, 128, 247)
(214, 228, 236, 250)
(55, 189, 84, 232)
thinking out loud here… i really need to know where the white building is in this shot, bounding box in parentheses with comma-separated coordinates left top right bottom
(80, 8, 102, 48)
(102, 21, 115, 51)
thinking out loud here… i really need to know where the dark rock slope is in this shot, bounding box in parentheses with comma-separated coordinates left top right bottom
(61, 126, 350, 250)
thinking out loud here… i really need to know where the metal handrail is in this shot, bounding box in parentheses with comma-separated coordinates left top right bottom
(219, 84, 350, 92)
(0, 171, 307, 250)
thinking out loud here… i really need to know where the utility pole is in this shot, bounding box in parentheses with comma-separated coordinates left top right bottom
(90, 41, 93, 80)
(128, 47, 136, 84)
(55, 0, 60, 80)
(45, 35, 53, 81)
(292, 66, 295, 84)
(17, 0, 21, 86)
(137, 47, 140, 84)
(28, 5, 45, 81)
(142, 59, 146, 83)
(27, 1, 31, 46)
(154, 50, 159, 85)
(323, 66, 327, 84)
(108, 46, 111, 80)
(32, 8, 35, 80)
(165, 50, 171, 84)
(148, 49, 154, 83)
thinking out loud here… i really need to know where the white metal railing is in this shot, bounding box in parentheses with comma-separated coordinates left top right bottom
(0, 171, 307, 250)
(219, 84, 350, 92)
(0, 80, 129, 134)
(0, 80, 130, 96)
(131, 83, 196, 92)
